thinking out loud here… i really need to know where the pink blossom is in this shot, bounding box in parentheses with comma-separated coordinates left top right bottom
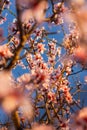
(2, 91, 21, 113)
(19, 99, 33, 120)
(0, 71, 13, 98)
(21, 1, 48, 23)
(74, 45, 87, 66)
(37, 61, 48, 70)
(47, 91, 56, 102)
(17, 73, 31, 84)
(31, 68, 49, 85)
(71, 0, 85, 6)
(0, 44, 13, 58)
(84, 76, 87, 83)
(0, 71, 24, 113)
(0, 16, 7, 25)
(66, 66, 72, 75)
(34, 53, 43, 61)
(12, 37, 20, 47)
(64, 91, 73, 104)
(37, 43, 45, 54)
(71, 107, 87, 129)
(54, 2, 66, 14)
(32, 124, 55, 130)
(8, 19, 17, 33)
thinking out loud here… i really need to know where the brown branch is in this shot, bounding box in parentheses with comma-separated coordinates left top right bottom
(12, 110, 22, 130)
(5, 0, 37, 70)
(68, 68, 85, 76)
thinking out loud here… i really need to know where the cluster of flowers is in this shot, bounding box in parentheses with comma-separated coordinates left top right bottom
(0, 0, 87, 130)
(0, 0, 11, 24)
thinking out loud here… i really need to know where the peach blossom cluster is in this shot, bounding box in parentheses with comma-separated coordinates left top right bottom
(0, 44, 13, 58)
(0, 0, 87, 130)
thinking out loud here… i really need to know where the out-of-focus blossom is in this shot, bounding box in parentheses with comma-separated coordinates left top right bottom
(71, 107, 87, 129)
(19, 99, 33, 120)
(84, 76, 87, 83)
(2, 91, 21, 113)
(71, 0, 85, 6)
(0, 71, 32, 114)
(0, 71, 23, 113)
(0, 71, 13, 98)
(0, 28, 4, 43)
(21, 0, 48, 23)
(16, 0, 34, 8)
(32, 124, 55, 130)
(75, 6, 87, 37)
(0, 44, 13, 58)
(64, 3, 87, 43)
(0, 127, 8, 130)
(2, 90, 33, 114)
(74, 45, 87, 66)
